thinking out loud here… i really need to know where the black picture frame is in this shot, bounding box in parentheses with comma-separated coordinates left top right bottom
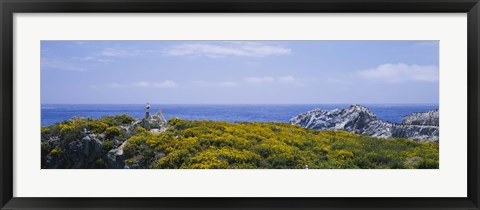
(1, 0, 479, 209)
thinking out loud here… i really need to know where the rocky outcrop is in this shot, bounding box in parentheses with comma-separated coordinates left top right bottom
(42, 111, 169, 169)
(44, 134, 103, 169)
(103, 111, 169, 169)
(402, 110, 439, 126)
(104, 139, 129, 169)
(131, 111, 168, 131)
(290, 105, 377, 133)
(290, 105, 439, 142)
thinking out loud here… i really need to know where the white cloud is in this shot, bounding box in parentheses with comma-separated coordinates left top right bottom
(245, 75, 296, 83)
(133, 81, 150, 87)
(278, 75, 295, 82)
(357, 63, 438, 83)
(156, 80, 178, 88)
(77, 48, 154, 63)
(100, 48, 145, 57)
(78, 56, 112, 63)
(189, 75, 299, 88)
(133, 80, 178, 88)
(163, 42, 291, 58)
(245, 76, 275, 83)
(41, 59, 86, 72)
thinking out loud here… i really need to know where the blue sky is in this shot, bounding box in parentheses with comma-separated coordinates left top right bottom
(41, 41, 439, 104)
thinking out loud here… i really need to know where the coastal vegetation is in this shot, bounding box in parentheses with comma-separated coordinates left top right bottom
(41, 114, 439, 169)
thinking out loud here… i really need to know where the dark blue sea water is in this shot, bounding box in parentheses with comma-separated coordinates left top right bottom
(41, 104, 439, 127)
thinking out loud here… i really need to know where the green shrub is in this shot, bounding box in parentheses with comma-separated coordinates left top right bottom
(105, 126, 121, 139)
(168, 118, 189, 129)
(84, 121, 108, 133)
(134, 126, 148, 134)
(100, 114, 135, 126)
(103, 140, 114, 152)
(59, 124, 84, 142)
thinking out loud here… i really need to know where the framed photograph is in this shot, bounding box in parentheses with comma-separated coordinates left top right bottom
(1, 0, 479, 209)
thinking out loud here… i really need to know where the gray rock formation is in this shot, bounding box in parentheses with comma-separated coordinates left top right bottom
(402, 110, 439, 126)
(104, 111, 169, 169)
(131, 110, 168, 131)
(42, 111, 170, 169)
(104, 139, 129, 169)
(290, 105, 439, 142)
(44, 134, 103, 169)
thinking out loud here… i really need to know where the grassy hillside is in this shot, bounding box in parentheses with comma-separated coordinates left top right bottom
(126, 118, 438, 169)
(41, 116, 439, 169)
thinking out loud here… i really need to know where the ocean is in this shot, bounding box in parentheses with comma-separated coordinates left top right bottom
(41, 104, 439, 127)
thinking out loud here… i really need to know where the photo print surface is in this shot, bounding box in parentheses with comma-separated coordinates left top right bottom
(41, 41, 439, 169)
